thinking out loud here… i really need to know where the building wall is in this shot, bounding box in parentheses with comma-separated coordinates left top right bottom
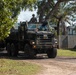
(59, 35, 68, 49)
(59, 35, 76, 49)
(68, 35, 76, 48)
(67, 26, 76, 35)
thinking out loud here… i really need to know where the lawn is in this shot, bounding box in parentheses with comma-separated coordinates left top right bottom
(57, 49, 76, 57)
(0, 49, 76, 75)
(0, 58, 41, 75)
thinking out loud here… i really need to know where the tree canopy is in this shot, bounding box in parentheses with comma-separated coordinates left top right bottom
(36, 0, 76, 35)
(0, 0, 36, 40)
(0, 0, 76, 40)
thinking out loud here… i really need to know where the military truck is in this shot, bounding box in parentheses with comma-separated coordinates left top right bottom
(0, 40, 6, 51)
(5, 22, 57, 58)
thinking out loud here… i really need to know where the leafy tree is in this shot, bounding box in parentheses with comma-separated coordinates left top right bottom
(0, 0, 76, 41)
(0, 0, 36, 40)
(36, 0, 76, 35)
(54, 1, 76, 35)
(36, 0, 55, 22)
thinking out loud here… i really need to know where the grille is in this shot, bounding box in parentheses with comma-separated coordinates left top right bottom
(37, 34, 52, 46)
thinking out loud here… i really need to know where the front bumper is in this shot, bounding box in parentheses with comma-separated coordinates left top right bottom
(32, 44, 57, 49)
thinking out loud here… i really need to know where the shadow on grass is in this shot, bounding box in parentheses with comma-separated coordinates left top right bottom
(68, 48, 76, 51)
(60, 48, 76, 52)
(69, 45, 76, 51)
(0, 50, 76, 61)
(0, 51, 49, 60)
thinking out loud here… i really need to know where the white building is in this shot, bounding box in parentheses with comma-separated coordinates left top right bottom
(67, 25, 76, 35)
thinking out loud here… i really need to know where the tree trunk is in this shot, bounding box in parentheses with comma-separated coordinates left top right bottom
(45, 1, 61, 20)
(39, 12, 44, 22)
(57, 20, 60, 36)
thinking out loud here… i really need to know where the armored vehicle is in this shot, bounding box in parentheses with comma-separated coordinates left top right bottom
(6, 22, 57, 58)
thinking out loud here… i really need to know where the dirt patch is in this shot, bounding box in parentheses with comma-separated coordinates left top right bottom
(35, 60, 76, 75)
(21, 56, 76, 75)
(0, 51, 76, 75)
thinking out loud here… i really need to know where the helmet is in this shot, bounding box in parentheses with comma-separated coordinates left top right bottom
(32, 14, 35, 16)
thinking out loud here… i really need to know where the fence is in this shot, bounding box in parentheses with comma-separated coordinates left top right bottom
(58, 35, 76, 49)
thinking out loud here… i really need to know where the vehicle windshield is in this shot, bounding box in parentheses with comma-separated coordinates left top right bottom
(27, 23, 49, 31)
(27, 24, 36, 30)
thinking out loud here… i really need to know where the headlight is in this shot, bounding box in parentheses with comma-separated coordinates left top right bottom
(30, 41, 35, 45)
(52, 38, 57, 44)
(32, 41, 35, 44)
(55, 41, 57, 44)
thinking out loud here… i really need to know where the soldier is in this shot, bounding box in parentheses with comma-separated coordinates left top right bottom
(39, 21, 48, 31)
(30, 14, 37, 23)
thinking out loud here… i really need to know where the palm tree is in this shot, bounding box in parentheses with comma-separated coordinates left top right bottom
(53, 1, 76, 35)
(35, 0, 76, 35)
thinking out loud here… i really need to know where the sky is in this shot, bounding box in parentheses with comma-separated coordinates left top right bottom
(18, 9, 37, 23)
(17, 9, 75, 26)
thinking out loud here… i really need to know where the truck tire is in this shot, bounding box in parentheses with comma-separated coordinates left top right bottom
(47, 48, 57, 58)
(6, 43, 11, 56)
(11, 43, 18, 57)
(24, 44, 35, 58)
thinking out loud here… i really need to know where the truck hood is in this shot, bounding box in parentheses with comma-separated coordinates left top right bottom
(37, 31, 52, 34)
(27, 31, 52, 35)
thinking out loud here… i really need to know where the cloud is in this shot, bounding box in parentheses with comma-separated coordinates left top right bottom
(18, 9, 37, 23)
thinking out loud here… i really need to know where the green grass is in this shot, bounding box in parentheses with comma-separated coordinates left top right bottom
(57, 49, 76, 57)
(0, 59, 41, 75)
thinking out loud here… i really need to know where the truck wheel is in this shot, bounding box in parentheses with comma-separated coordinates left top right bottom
(47, 48, 57, 58)
(11, 43, 18, 57)
(24, 44, 35, 58)
(6, 43, 11, 56)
